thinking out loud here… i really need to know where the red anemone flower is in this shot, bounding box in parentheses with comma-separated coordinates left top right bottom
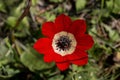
(33, 14, 94, 71)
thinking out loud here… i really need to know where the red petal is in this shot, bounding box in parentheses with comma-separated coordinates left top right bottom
(76, 34, 94, 50)
(33, 38, 52, 54)
(42, 22, 55, 38)
(53, 52, 68, 62)
(67, 49, 88, 65)
(56, 62, 69, 71)
(67, 49, 88, 61)
(44, 54, 53, 62)
(69, 20, 86, 36)
(54, 14, 72, 32)
(71, 55, 88, 66)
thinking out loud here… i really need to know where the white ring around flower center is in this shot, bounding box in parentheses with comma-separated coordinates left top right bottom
(52, 31, 77, 56)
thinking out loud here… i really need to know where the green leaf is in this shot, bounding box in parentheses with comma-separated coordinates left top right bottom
(106, 0, 120, 13)
(20, 51, 54, 71)
(6, 16, 17, 27)
(48, 75, 64, 80)
(0, 37, 15, 66)
(0, 65, 19, 78)
(76, 0, 86, 11)
(106, 0, 114, 11)
(102, 23, 119, 41)
(32, 0, 38, 6)
(0, 2, 6, 12)
(113, 0, 120, 13)
(45, 13, 56, 21)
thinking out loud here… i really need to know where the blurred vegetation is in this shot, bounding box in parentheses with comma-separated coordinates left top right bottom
(0, 0, 120, 80)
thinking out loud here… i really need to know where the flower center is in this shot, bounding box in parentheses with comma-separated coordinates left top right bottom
(55, 35, 72, 51)
(52, 31, 77, 56)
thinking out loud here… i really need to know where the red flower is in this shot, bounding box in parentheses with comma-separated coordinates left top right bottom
(33, 14, 94, 71)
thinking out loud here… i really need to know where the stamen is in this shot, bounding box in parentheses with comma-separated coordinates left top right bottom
(55, 35, 72, 51)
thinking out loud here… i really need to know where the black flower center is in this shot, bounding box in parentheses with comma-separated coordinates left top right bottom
(55, 35, 72, 51)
